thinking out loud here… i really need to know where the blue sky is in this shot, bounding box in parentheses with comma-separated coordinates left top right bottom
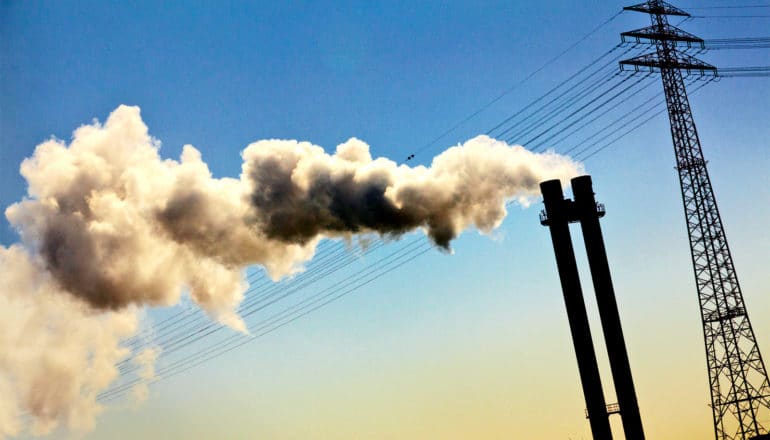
(1, 1, 769, 439)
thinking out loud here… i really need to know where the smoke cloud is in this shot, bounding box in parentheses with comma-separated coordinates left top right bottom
(0, 245, 138, 437)
(242, 136, 579, 247)
(0, 105, 582, 437)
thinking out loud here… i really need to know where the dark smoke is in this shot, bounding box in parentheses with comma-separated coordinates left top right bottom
(248, 156, 428, 245)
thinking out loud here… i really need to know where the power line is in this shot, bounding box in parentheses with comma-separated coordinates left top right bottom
(683, 4, 770, 9)
(719, 65, 770, 76)
(101, 237, 434, 401)
(110, 21, 644, 379)
(694, 14, 770, 18)
(705, 37, 770, 50)
(405, 10, 625, 160)
(111, 14, 649, 373)
(121, 239, 344, 351)
(117, 238, 390, 374)
(522, 73, 649, 149)
(491, 46, 642, 141)
(576, 77, 717, 161)
(99, 18, 760, 402)
(501, 71, 623, 142)
(562, 89, 664, 157)
(107, 61, 691, 395)
(536, 75, 656, 151)
(486, 44, 628, 137)
(108, 67, 661, 393)
(106, 72, 723, 403)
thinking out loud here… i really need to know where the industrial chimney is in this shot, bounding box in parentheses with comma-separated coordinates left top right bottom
(540, 176, 645, 440)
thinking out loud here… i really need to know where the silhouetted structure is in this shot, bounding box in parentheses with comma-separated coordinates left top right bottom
(620, 2, 770, 439)
(540, 178, 613, 440)
(540, 176, 645, 440)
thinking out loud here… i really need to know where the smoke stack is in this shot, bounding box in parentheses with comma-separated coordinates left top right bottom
(539, 179, 613, 440)
(572, 175, 645, 440)
(540, 176, 646, 440)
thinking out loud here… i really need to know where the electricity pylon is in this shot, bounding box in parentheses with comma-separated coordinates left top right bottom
(619, 2, 770, 439)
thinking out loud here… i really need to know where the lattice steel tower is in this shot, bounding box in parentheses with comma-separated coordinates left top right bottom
(619, 2, 770, 439)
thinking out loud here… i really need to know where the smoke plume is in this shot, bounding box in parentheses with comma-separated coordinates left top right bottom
(242, 136, 578, 247)
(0, 105, 582, 437)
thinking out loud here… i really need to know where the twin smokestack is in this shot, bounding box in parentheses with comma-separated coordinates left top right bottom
(540, 175, 645, 440)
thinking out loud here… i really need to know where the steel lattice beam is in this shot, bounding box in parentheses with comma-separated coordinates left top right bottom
(621, 2, 770, 439)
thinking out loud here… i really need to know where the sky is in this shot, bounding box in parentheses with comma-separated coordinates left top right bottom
(1, 1, 769, 439)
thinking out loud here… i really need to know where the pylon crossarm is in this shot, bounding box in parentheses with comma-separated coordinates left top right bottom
(623, 1, 689, 16)
(620, 52, 716, 74)
(621, 24, 704, 47)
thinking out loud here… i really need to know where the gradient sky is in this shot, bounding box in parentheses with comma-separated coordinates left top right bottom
(1, 1, 769, 439)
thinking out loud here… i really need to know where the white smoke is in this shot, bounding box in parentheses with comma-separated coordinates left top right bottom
(0, 105, 582, 437)
(0, 245, 137, 438)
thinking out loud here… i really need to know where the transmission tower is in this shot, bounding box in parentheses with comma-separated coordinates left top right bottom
(619, 2, 770, 439)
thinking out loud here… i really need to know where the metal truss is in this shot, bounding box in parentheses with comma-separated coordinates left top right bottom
(620, 2, 770, 439)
